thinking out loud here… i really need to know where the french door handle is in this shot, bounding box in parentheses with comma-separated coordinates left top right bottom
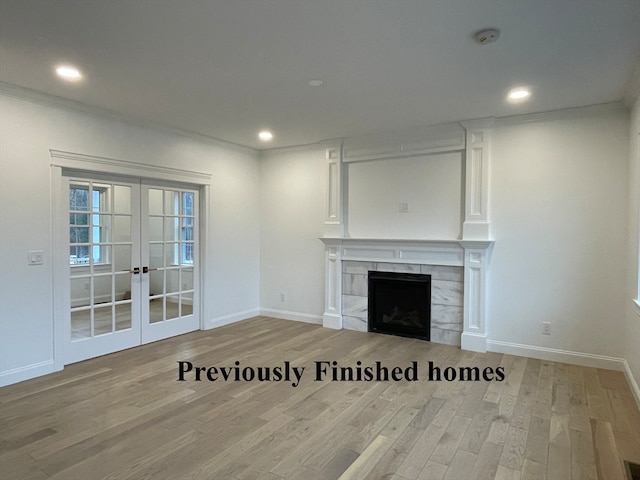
(123, 267, 140, 274)
(143, 266, 157, 274)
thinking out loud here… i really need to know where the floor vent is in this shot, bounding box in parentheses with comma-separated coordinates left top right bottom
(625, 461, 640, 480)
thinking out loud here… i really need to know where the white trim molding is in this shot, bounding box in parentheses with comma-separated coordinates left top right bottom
(319, 238, 494, 351)
(206, 308, 261, 330)
(260, 309, 323, 325)
(460, 118, 494, 240)
(623, 360, 640, 411)
(321, 139, 346, 238)
(0, 360, 56, 388)
(50, 150, 212, 185)
(487, 339, 627, 372)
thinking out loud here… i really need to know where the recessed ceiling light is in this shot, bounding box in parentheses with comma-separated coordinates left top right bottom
(308, 79, 324, 87)
(55, 65, 82, 81)
(507, 87, 531, 102)
(258, 130, 274, 141)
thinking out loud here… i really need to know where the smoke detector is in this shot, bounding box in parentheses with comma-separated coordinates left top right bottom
(474, 29, 500, 45)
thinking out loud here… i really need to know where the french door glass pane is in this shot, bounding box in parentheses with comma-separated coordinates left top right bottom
(113, 185, 131, 214)
(113, 245, 132, 272)
(149, 299, 164, 323)
(148, 217, 163, 241)
(166, 295, 180, 319)
(148, 189, 163, 215)
(71, 309, 91, 339)
(115, 303, 132, 331)
(164, 190, 179, 215)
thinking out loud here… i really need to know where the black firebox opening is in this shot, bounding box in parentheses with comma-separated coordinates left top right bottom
(368, 271, 431, 341)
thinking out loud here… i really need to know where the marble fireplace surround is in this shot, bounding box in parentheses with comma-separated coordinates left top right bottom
(319, 238, 494, 352)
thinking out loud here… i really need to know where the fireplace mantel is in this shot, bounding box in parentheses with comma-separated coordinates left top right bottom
(319, 237, 494, 352)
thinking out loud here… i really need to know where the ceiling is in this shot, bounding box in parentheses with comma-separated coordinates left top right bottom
(1, 0, 639, 150)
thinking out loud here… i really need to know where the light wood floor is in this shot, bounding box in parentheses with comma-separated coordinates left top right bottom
(1, 317, 639, 480)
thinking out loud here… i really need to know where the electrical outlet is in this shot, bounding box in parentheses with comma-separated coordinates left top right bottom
(280, 293, 286, 302)
(84, 282, 90, 290)
(542, 322, 551, 335)
(399, 202, 409, 213)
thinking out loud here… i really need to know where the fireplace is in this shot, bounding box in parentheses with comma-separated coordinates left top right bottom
(368, 271, 431, 341)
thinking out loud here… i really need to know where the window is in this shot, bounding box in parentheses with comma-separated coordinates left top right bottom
(180, 192, 194, 265)
(171, 191, 195, 265)
(69, 184, 109, 265)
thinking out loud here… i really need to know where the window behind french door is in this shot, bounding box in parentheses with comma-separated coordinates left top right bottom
(66, 173, 199, 364)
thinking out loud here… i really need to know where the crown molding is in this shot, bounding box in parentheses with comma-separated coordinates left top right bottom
(493, 102, 627, 128)
(0, 81, 257, 155)
(259, 142, 326, 158)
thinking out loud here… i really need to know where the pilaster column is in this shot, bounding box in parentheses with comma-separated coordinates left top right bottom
(322, 139, 346, 238)
(322, 240, 343, 329)
(459, 241, 493, 352)
(460, 119, 494, 240)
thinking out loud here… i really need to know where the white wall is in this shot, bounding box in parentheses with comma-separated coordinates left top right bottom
(1, 88, 635, 390)
(0, 90, 261, 385)
(259, 145, 326, 322)
(348, 152, 463, 239)
(488, 107, 629, 357)
(624, 96, 640, 399)
(258, 105, 632, 369)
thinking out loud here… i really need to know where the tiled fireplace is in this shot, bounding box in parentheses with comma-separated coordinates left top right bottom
(343, 261, 462, 345)
(319, 238, 493, 352)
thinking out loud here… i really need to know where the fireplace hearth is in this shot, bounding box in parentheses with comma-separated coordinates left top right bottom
(368, 271, 431, 341)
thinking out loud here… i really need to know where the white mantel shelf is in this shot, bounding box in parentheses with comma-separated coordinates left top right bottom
(319, 237, 494, 353)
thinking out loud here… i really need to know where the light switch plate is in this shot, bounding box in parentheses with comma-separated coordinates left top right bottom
(28, 250, 44, 265)
(399, 202, 409, 213)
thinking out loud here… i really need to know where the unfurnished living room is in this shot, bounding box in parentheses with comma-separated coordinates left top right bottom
(1, 1, 639, 479)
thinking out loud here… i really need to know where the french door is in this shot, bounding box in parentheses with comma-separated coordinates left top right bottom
(66, 174, 199, 364)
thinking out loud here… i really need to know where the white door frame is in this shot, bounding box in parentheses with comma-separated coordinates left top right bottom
(50, 150, 211, 371)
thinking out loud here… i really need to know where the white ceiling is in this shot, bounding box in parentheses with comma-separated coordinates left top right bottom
(1, 0, 639, 150)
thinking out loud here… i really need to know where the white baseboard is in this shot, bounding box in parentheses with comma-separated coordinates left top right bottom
(487, 340, 626, 371)
(260, 308, 323, 325)
(205, 308, 260, 330)
(0, 360, 56, 387)
(623, 360, 640, 411)
(323, 313, 342, 329)
(461, 332, 488, 353)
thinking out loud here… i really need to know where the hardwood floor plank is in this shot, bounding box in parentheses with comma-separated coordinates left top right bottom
(416, 461, 448, 480)
(590, 419, 626, 480)
(336, 434, 394, 480)
(471, 440, 504, 480)
(570, 428, 598, 480)
(546, 444, 571, 480)
(495, 465, 522, 480)
(442, 449, 478, 480)
(1, 317, 638, 480)
(363, 426, 423, 480)
(458, 400, 498, 454)
(499, 426, 528, 470)
(429, 414, 472, 465)
(523, 416, 550, 466)
(396, 422, 446, 478)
